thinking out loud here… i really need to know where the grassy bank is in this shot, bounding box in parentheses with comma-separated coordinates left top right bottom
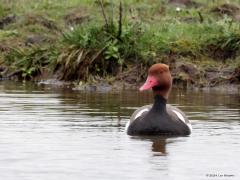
(0, 0, 240, 88)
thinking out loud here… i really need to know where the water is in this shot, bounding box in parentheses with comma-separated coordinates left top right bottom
(0, 82, 239, 180)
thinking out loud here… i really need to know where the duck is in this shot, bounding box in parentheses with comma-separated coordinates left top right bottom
(126, 63, 192, 136)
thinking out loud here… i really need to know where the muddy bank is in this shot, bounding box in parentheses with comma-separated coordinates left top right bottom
(4, 61, 236, 93)
(37, 77, 240, 94)
(0, 70, 239, 93)
(0, 51, 239, 91)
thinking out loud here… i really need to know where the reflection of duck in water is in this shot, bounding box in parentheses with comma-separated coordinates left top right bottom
(126, 63, 192, 136)
(151, 138, 167, 155)
(132, 136, 169, 156)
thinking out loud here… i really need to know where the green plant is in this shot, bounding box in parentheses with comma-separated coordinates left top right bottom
(63, 23, 104, 49)
(5, 46, 57, 79)
(0, 4, 5, 17)
(104, 40, 119, 60)
(0, 30, 18, 39)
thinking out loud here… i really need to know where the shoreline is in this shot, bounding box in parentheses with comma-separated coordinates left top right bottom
(1, 63, 239, 93)
(1, 77, 237, 94)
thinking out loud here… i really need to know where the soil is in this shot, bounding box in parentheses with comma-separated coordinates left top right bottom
(0, 42, 11, 53)
(168, 0, 200, 8)
(64, 7, 90, 26)
(0, 14, 16, 29)
(2, 62, 238, 92)
(115, 62, 239, 90)
(231, 67, 240, 83)
(23, 14, 59, 31)
(25, 35, 48, 46)
(211, 3, 240, 21)
(1, 49, 239, 90)
(205, 44, 237, 61)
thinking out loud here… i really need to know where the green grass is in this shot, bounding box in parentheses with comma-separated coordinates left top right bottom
(1, 0, 240, 82)
(5, 45, 58, 79)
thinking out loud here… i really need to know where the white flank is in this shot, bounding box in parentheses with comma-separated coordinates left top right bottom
(172, 110, 192, 132)
(135, 109, 149, 120)
(125, 121, 130, 132)
(125, 108, 149, 132)
(172, 110, 185, 122)
(186, 123, 192, 132)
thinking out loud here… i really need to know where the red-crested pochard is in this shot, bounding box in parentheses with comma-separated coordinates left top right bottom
(126, 63, 192, 136)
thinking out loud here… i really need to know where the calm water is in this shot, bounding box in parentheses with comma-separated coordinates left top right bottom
(0, 82, 239, 180)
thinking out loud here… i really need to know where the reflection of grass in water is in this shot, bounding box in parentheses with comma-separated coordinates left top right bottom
(56, 90, 152, 119)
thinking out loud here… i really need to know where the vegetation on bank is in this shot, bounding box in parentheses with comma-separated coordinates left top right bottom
(0, 0, 240, 87)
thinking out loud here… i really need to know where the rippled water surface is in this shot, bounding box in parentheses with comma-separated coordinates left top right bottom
(0, 82, 239, 180)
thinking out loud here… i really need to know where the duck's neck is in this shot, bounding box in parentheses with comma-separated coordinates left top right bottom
(153, 87, 171, 99)
(153, 91, 169, 99)
(152, 94, 167, 112)
(152, 81, 172, 99)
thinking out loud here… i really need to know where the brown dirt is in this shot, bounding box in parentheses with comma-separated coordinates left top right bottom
(64, 7, 90, 26)
(0, 14, 16, 29)
(24, 35, 48, 46)
(23, 14, 59, 31)
(211, 3, 240, 21)
(211, 3, 239, 16)
(230, 67, 240, 83)
(117, 62, 239, 89)
(168, 0, 200, 8)
(0, 42, 11, 53)
(206, 47, 234, 61)
(116, 64, 146, 84)
(171, 63, 201, 87)
(204, 67, 235, 86)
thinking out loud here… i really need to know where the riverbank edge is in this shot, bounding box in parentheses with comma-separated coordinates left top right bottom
(1, 61, 240, 93)
(36, 76, 240, 94)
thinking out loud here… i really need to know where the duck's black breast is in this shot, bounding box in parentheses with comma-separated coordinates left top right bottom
(127, 95, 191, 136)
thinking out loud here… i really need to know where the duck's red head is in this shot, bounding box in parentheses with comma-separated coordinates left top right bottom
(139, 63, 172, 98)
